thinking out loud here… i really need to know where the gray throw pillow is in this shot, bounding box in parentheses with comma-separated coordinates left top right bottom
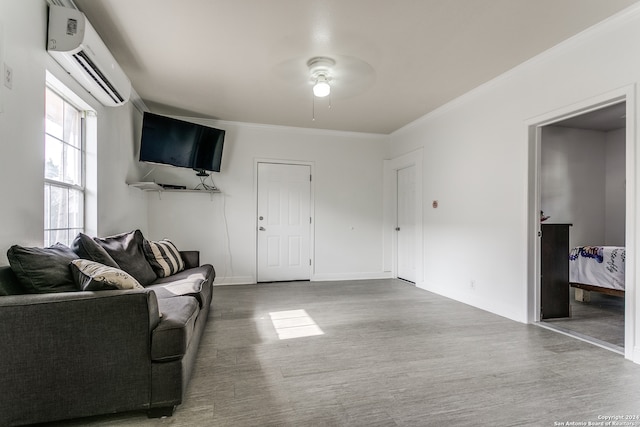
(93, 230, 157, 286)
(7, 243, 78, 293)
(71, 232, 119, 268)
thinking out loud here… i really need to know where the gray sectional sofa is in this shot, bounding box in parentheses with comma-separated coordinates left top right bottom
(0, 230, 214, 426)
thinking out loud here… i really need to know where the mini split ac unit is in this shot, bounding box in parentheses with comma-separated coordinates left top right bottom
(47, 5, 131, 107)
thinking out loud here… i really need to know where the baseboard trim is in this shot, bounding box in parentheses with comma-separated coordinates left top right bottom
(312, 271, 393, 281)
(633, 345, 640, 364)
(213, 272, 395, 286)
(213, 276, 255, 286)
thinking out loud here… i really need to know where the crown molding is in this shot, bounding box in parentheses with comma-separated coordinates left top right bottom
(173, 116, 390, 140)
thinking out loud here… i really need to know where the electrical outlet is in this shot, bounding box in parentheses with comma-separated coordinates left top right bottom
(470, 280, 476, 289)
(4, 63, 12, 89)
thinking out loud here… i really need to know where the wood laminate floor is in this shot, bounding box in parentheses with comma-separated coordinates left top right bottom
(46, 279, 640, 426)
(544, 288, 625, 350)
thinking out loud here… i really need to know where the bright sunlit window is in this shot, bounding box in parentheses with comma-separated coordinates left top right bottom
(269, 309, 324, 340)
(44, 86, 85, 246)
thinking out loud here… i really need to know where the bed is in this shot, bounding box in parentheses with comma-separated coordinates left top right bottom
(569, 246, 625, 298)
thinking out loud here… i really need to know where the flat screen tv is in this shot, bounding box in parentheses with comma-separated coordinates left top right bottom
(139, 112, 225, 174)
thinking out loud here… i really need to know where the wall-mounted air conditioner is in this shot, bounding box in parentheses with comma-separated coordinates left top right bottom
(47, 4, 131, 107)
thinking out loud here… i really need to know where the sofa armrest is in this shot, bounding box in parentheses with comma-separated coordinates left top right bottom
(0, 289, 161, 425)
(180, 250, 200, 269)
(0, 288, 161, 331)
(0, 265, 24, 295)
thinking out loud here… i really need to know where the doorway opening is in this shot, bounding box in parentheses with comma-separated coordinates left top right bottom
(527, 88, 636, 360)
(540, 102, 626, 353)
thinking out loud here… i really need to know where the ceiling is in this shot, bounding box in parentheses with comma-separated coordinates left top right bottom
(553, 102, 626, 132)
(73, 0, 639, 134)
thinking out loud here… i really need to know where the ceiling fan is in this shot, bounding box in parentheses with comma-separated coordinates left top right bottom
(269, 54, 376, 102)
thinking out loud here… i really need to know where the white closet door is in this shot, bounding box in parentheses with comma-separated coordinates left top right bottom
(397, 165, 416, 283)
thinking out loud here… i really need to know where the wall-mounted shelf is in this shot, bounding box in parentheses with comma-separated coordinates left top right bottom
(128, 182, 164, 191)
(128, 182, 221, 198)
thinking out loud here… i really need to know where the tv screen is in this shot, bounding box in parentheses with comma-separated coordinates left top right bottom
(139, 112, 225, 172)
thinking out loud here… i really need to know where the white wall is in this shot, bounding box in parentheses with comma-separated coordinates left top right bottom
(541, 126, 606, 248)
(541, 125, 626, 248)
(0, 0, 148, 264)
(143, 121, 389, 284)
(606, 128, 626, 246)
(94, 102, 148, 237)
(0, 1, 47, 258)
(388, 3, 640, 357)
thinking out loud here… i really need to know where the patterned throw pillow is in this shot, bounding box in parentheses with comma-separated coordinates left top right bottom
(70, 259, 143, 291)
(143, 239, 185, 278)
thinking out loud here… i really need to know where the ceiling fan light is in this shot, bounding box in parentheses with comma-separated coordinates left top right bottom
(313, 76, 331, 97)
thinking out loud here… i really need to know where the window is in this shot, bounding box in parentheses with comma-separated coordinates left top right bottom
(44, 87, 84, 246)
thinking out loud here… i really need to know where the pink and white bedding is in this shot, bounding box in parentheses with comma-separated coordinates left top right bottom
(569, 246, 625, 291)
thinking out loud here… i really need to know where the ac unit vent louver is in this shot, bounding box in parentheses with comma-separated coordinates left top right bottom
(72, 51, 125, 104)
(47, 0, 78, 8)
(47, 5, 131, 107)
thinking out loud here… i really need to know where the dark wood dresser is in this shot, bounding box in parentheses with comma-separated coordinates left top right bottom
(540, 223, 571, 319)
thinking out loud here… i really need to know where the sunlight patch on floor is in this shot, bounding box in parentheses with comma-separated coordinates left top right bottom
(268, 309, 324, 340)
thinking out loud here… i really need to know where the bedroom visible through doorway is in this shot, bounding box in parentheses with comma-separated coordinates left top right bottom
(538, 101, 626, 353)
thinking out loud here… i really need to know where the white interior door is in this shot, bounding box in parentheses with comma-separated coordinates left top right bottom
(397, 165, 416, 283)
(257, 163, 311, 282)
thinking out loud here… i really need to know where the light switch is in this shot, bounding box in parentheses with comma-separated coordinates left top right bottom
(4, 63, 12, 89)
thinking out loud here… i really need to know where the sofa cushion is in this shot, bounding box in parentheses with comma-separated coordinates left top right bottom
(70, 259, 144, 291)
(143, 239, 185, 278)
(152, 296, 199, 361)
(71, 233, 119, 268)
(93, 230, 157, 286)
(148, 265, 214, 308)
(7, 243, 78, 293)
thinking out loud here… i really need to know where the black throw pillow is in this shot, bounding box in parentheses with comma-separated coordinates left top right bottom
(7, 243, 78, 293)
(93, 230, 157, 286)
(71, 232, 119, 268)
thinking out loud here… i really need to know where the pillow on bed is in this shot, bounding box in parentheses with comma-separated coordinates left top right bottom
(70, 259, 143, 291)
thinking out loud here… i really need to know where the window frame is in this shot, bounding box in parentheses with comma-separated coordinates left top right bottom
(44, 84, 87, 247)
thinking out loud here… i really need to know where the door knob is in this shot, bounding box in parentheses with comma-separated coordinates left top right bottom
(259, 226, 266, 231)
